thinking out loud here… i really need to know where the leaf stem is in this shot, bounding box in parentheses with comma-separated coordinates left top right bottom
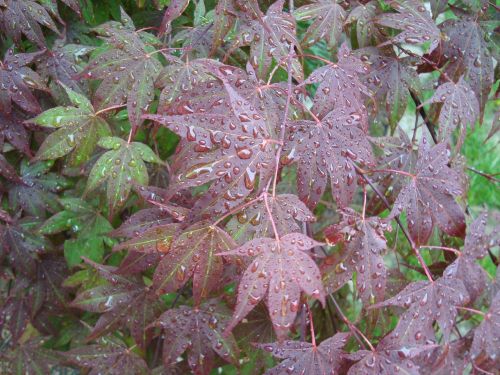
(212, 195, 263, 226)
(455, 306, 485, 315)
(272, 44, 294, 197)
(367, 168, 415, 178)
(466, 166, 500, 184)
(330, 295, 374, 351)
(263, 192, 280, 240)
(94, 103, 127, 116)
(419, 245, 461, 256)
(305, 303, 316, 347)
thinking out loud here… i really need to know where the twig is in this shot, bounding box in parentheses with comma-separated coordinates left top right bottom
(466, 166, 500, 184)
(409, 90, 439, 144)
(330, 295, 374, 351)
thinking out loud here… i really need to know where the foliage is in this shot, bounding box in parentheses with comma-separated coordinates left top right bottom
(0, 0, 498, 374)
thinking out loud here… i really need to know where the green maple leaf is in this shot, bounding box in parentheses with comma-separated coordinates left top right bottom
(28, 83, 111, 167)
(39, 198, 114, 267)
(85, 136, 163, 214)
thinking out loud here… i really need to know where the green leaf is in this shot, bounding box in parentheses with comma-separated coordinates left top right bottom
(86, 139, 162, 214)
(64, 236, 106, 268)
(28, 85, 111, 166)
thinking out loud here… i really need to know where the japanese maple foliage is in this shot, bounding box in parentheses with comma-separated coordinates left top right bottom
(0, 0, 498, 374)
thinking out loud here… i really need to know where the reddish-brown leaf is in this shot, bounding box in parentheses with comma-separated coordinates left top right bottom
(360, 47, 421, 128)
(372, 276, 469, 341)
(390, 137, 466, 245)
(146, 62, 279, 218)
(258, 332, 349, 374)
(428, 77, 479, 145)
(151, 300, 239, 374)
(152, 221, 236, 303)
(62, 339, 149, 375)
(470, 292, 500, 361)
(294, 0, 346, 49)
(0, 1, 60, 47)
(219, 233, 325, 339)
(444, 212, 490, 302)
(285, 108, 374, 209)
(236, 0, 303, 81)
(322, 208, 389, 305)
(70, 260, 162, 350)
(375, 0, 440, 50)
(304, 43, 370, 121)
(0, 47, 45, 114)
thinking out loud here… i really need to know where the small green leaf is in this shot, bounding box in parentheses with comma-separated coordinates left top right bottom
(86, 141, 162, 214)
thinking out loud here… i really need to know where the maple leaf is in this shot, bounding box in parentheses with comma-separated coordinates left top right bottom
(70, 260, 163, 350)
(113, 221, 180, 254)
(1, 337, 60, 374)
(78, 12, 162, 129)
(431, 15, 494, 119)
(219, 233, 325, 339)
(360, 47, 421, 128)
(145, 63, 278, 218)
(0, 277, 32, 343)
(0, 109, 31, 155)
(34, 254, 70, 314)
(28, 83, 111, 166)
(322, 208, 389, 305)
(151, 221, 237, 303)
(443, 212, 491, 302)
(303, 42, 370, 121)
(347, 340, 425, 375)
(372, 276, 469, 341)
(366, 129, 417, 215)
(116, 250, 161, 275)
(294, 0, 346, 49)
(85, 137, 162, 214)
(8, 159, 69, 217)
(375, 0, 441, 50)
(155, 56, 215, 110)
(232, 303, 276, 345)
(226, 193, 315, 244)
(285, 108, 374, 209)
(470, 292, 500, 361)
(389, 137, 466, 245)
(0, 218, 51, 276)
(0, 0, 60, 47)
(427, 77, 479, 146)
(424, 338, 470, 375)
(236, 0, 303, 81)
(34, 38, 92, 102)
(258, 332, 349, 374)
(62, 338, 149, 375)
(346, 2, 380, 48)
(210, 0, 238, 56)
(158, 0, 190, 36)
(0, 154, 22, 183)
(0, 47, 46, 115)
(39, 197, 113, 267)
(172, 22, 215, 60)
(150, 300, 239, 374)
(111, 208, 174, 239)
